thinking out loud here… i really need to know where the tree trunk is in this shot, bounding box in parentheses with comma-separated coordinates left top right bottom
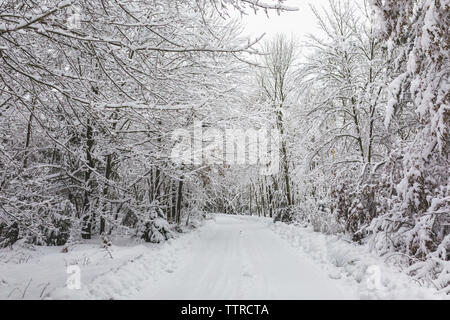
(176, 177, 183, 225)
(82, 120, 95, 240)
(23, 107, 34, 169)
(100, 153, 112, 234)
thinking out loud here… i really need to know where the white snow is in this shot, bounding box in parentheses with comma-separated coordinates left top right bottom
(269, 220, 448, 300)
(0, 226, 203, 299)
(0, 214, 447, 300)
(137, 214, 352, 300)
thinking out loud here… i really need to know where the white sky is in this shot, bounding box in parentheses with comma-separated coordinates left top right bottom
(239, 0, 332, 42)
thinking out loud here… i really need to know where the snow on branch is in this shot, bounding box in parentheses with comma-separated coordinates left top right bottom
(0, 1, 73, 34)
(240, 0, 299, 11)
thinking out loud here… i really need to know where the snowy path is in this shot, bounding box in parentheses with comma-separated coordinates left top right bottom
(0, 214, 442, 299)
(137, 214, 353, 300)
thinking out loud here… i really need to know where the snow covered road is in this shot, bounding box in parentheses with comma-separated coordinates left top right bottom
(137, 214, 353, 299)
(1, 214, 442, 300)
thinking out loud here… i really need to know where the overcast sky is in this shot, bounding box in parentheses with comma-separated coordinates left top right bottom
(240, 0, 332, 42)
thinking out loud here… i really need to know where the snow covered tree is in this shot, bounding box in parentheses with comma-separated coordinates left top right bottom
(0, 0, 296, 245)
(295, 0, 388, 235)
(368, 0, 449, 291)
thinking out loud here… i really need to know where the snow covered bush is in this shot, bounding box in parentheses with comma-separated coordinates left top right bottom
(0, 222, 19, 248)
(332, 178, 378, 242)
(296, 198, 341, 235)
(138, 202, 173, 244)
(273, 205, 295, 224)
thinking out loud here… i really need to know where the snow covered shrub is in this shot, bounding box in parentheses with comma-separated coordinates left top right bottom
(294, 174, 342, 235)
(141, 218, 173, 244)
(369, 143, 449, 289)
(273, 205, 295, 224)
(332, 176, 379, 242)
(0, 222, 19, 248)
(309, 202, 340, 235)
(138, 202, 173, 243)
(0, 178, 74, 246)
(24, 201, 74, 246)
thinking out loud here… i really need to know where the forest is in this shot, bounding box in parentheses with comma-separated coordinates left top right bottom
(0, 0, 448, 296)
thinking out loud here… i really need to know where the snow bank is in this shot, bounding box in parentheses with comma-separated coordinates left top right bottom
(267, 220, 448, 300)
(0, 220, 212, 300)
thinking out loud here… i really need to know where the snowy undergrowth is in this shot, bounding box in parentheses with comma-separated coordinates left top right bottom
(0, 220, 211, 300)
(267, 220, 449, 300)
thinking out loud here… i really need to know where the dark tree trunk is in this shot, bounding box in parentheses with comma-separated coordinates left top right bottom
(100, 153, 112, 234)
(23, 109, 33, 169)
(82, 120, 95, 240)
(176, 177, 183, 225)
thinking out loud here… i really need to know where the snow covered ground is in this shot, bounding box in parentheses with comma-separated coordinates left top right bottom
(268, 220, 446, 299)
(137, 214, 351, 299)
(0, 214, 447, 300)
